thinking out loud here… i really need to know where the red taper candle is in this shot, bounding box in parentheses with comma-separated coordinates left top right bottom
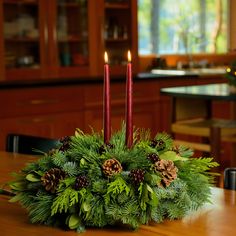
(104, 52, 111, 144)
(125, 50, 133, 148)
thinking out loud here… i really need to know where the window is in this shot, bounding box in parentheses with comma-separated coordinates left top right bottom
(138, 0, 228, 55)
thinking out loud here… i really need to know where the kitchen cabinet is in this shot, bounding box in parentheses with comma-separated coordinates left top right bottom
(1, 0, 93, 80)
(83, 81, 159, 136)
(0, 85, 84, 150)
(0, 75, 226, 151)
(101, 0, 138, 76)
(0, 0, 138, 81)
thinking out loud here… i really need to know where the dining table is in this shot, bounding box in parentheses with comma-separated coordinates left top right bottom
(0, 151, 236, 236)
(160, 83, 236, 167)
(160, 83, 236, 117)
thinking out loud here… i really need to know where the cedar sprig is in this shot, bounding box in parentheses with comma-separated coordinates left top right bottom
(3, 124, 220, 233)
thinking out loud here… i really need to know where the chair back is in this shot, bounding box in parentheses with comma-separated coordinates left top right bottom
(224, 168, 236, 190)
(6, 133, 58, 155)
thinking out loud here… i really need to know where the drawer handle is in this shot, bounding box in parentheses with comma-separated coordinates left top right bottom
(18, 99, 60, 105)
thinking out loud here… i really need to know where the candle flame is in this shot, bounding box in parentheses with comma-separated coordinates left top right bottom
(127, 50, 132, 62)
(104, 51, 108, 64)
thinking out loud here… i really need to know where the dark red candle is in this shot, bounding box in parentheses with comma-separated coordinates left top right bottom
(125, 50, 133, 148)
(104, 52, 111, 144)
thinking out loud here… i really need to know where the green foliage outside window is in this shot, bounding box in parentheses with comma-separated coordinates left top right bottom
(138, 0, 228, 55)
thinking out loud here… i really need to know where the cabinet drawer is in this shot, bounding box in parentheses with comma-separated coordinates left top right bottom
(134, 81, 158, 99)
(0, 86, 84, 118)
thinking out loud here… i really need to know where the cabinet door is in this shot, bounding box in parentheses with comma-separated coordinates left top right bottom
(0, 112, 84, 151)
(2, 0, 47, 80)
(0, 2, 4, 80)
(97, 0, 138, 76)
(47, 0, 93, 78)
(0, 115, 54, 150)
(1, 0, 97, 80)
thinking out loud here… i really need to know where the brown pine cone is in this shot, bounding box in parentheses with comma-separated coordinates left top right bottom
(154, 159, 178, 187)
(59, 136, 71, 152)
(98, 143, 115, 155)
(147, 153, 160, 163)
(150, 139, 165, 150)
(102, 158, 122, 177)
(74, 175, 89, 190)
(41, 168, 66, 193)
(129, 169, 146, 185)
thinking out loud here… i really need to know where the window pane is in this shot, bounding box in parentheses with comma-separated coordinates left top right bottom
(138, 0, 228, 55)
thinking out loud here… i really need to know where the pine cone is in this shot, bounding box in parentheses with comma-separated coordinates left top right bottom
(98, 143, 115, 155)
(150, 139, 165, 150)
(41, 168, 66, 193)
(154, 159, 178, 187)
(74, 175, 89, 190)
(129, 169, 145, 185)
(59, 136, 71, 152)
(147, 153, 160, 163)
(102, 158, 122, 177)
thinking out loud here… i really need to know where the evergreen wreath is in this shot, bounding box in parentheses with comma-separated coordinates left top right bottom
(5, 125, 218, 233)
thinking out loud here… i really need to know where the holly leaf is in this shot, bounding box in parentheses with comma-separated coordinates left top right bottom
(160, 151, 187, 162)
(26, 173, 41, 182)
(68, 214, 81, 229)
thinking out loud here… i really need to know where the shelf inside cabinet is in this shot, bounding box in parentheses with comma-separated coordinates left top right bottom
(4, 37, 39, 43)
(105, 38, 129, 42)
(57, 36, 88, 43)
(105, 3, 130, 9)
(58, 2, 86, 8)
(3, 0, 38, 5)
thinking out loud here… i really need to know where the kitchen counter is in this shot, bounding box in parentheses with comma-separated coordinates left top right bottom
(0, 71, 223, 89)
(0, 71, 227, 151)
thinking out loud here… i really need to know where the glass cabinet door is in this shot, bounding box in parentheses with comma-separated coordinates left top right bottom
(56, 0, 89, 69)
(104, 0, 131, 66)
(3, 0, 42, 73)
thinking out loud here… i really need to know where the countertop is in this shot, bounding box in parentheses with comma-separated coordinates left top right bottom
(0, 72, 202, 90)
(161, 83, 236, 101)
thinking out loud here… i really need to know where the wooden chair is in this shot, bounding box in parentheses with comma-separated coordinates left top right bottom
(170, 97, 236, 165)
(224, 168, 236, 190)
(6, 133, 59, 155)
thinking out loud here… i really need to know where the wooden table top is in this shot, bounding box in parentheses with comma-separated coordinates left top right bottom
(0, 151, 236, 236)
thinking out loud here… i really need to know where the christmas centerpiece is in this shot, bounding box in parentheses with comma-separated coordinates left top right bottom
(2, 52, 218, 233)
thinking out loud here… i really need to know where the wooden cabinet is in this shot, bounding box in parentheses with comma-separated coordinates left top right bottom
(101, 0, 138, 76)
(83, 81, 159, 136)
(0, 75, 227, 151)
(1, 0, 94, 80)
(0, 85, 84, 150)
(0, 0, 138, 81)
